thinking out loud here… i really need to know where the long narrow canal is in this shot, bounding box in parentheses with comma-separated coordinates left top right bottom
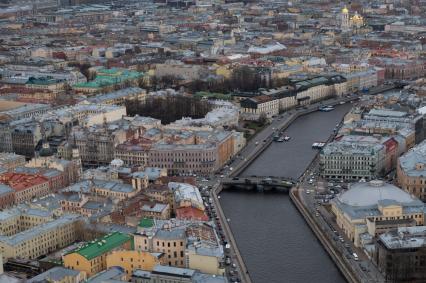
(220, 104, 352, 283)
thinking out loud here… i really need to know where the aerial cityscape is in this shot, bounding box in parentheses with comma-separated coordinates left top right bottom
(0, 0, 425, 282)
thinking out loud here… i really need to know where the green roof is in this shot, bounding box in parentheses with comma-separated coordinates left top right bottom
(72, 232, 131, 260)
(26, 76, 64, 85)
(194, 91, 232, 100)
(98, 68, 121, 75)
(73, 68, 143, 89)
(138, 217, 154, 228)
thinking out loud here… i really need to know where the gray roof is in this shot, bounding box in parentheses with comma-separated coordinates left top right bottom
(93, 180, 134, 193)
(153, 265, 195, 278)
(142, 203, 168, 213)
(0, 205, 52, 221)
(86, 267, 125, 283)
(322, 140, 384, 156)
(338, 180, 417, 207)
(82, 201, 105, 210)
(28, 267, 81, 282)
(379, 226, 426, 249)
(0, 214, 81, 246)
(133, 269, 151, 279)
(155, 228, 186, 241)
(187, 241, 224, 258)
(333, 180, 424, 220)
(0, 208, 20, 221)
(0, 184, 13, 195)
(132, 167, 164, 181)
(367, 109, 408, 118)
(193, 272, 228, 283)
(63, 179, 134, 194)
(87, 87, 144, 104)
(399, 140, 426, 177)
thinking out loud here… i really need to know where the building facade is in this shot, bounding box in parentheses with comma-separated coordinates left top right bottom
(106, 250, 161, 280)
(0, 172, 50, 203)
(374, 227, 426, 283)
(397, 140, 426, 201)
(134, 228, 187, 268)
(63, 232, 132, 277)
(331, 180, 425, 247)
(320, 141, 386, 180)
(0, 214, 81, 260)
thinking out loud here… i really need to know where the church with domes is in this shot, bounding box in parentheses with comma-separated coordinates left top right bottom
(340, 5, 365, 32)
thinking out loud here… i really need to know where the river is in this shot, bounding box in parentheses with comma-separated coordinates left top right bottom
(220, 104, 353, 283)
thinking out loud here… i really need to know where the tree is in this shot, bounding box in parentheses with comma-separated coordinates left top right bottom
(258, 112, 268, 126)
(125, 95, 212, 124)
(68, 62, 93, 80)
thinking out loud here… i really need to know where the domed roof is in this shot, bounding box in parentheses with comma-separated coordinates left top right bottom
(338, 180, 414, 207)
(352, 12, 363, 21)
(39, 142, 54, 157)
(342, 6, 349, 14)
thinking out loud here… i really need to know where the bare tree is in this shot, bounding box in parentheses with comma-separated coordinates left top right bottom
(125, 95, 212, 124)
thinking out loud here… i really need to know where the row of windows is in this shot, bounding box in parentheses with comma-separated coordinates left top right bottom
(322, 156, 374, 161)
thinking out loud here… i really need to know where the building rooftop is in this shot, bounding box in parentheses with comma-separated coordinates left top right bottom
(138, 217, 154, 228)
(28, 267, 81, 283)
(333, 180, 424, 220)
(0, 214, 80, 246)
(0, 184, 13, 195)
(399, 140, 426, 177)
(0, 172, 49, 192)
(71, 232, 131, 260)
(155, 228, 186, 241)
(87, 87, 144, 104)
(86, 267, 125, 283)
(193, 272, 227, 283)
(0, 153, 25, 165)
(367, 109, 408, 118)
(379, 226, 426, 249)
(338, 180, 416, 207)
(152, 265, 195, 278)
(322, 140, 384, 156)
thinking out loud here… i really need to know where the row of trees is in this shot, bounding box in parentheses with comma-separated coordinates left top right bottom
(186, 66, 291, 93)
(68, 62, 290, 94)
(125, 95, 212, 124)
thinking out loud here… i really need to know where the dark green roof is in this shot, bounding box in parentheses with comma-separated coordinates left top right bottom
(26, 76, 64, 85)
(138, 217, 154, 228)
(72, 232, 131, 260)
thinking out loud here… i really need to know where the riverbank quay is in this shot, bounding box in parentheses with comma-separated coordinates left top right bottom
(290, 187, 359, 283)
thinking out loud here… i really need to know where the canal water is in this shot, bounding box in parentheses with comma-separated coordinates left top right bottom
(220, 104, 352, 283)
(242, 104, 353, 179)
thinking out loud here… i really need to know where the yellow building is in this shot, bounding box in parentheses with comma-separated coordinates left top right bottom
(397, 140, 426, 201)
(63, 232, 132, 277)
(134, 224, 187, 267)
(106, 250, 162, 280)
(332, 180, 425, 247)
(214, 64, 232, 79)
(0, 207, 52, 236)
(186, 244, 225, 276)
(0, 214, 81, 260)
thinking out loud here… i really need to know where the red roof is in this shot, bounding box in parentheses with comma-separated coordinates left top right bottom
(176, 207, 208, 221)
(0, 173, 48, 192)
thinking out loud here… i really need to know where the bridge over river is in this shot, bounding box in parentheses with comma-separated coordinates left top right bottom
(221, 176, 296, 192)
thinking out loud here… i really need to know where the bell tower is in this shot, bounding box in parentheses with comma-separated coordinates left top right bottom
(341, 6, 350, 31)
